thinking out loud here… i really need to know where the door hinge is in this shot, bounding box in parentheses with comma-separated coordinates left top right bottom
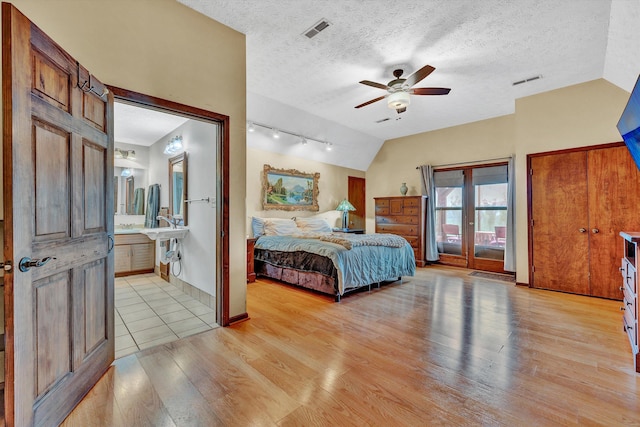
(0, 260, 12, 272)
(530, 168, 533, 175)
(531, 265, 535, 272)
(530, 219, 534, 226)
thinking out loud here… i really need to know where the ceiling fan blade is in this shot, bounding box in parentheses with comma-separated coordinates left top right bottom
(410, 87, 451, 95)
(404, 65, 435, 87)
(355, 95, 387, 109)
(359, 80, 389, 90)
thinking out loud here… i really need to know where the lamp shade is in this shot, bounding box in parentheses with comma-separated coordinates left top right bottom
(335, 199, 355, 212)
(388, 91, 410, 110)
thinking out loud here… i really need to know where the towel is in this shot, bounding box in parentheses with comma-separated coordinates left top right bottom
(144, 184, 160, 228)
(133, 188, 145, 215)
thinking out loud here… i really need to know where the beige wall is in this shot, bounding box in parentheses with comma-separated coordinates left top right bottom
(7, 0, 248, 317)
(367, 79, 630, 283)
(246, 147, 365, 229)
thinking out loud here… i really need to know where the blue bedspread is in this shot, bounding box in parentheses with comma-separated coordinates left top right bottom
(255, 234, 416, 295)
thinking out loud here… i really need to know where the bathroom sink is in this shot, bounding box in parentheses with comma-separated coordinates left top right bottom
(141, 227, 189, 241)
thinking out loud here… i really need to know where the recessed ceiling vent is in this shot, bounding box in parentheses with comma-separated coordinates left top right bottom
(303, 19, 331, 39)
(375, 117, 391, 123)
(512, 75, 543, 86)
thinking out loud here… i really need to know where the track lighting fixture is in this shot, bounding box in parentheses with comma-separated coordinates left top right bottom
(246, 121, 333, 150)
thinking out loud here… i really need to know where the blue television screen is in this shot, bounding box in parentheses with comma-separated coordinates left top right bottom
(618, 75, 640, 170)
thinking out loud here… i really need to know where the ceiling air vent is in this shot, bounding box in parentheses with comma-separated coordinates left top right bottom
(375, 117, 391, 123)
(303, 19, 331, 39)
(512, 75, 542, 86)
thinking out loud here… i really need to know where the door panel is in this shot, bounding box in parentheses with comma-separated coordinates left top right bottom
(588, 146, 640, 299)
(530, 152, 590, 294)
(347, 176, 365, 229)
(3, 4, 114, 425)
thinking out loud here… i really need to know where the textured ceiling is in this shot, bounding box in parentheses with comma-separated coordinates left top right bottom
(115, 0, 635, 171)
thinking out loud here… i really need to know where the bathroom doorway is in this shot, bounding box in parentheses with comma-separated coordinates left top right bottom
(111, 89, 228, 357)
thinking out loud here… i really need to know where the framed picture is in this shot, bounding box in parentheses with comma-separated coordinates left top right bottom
(262, 164, 320, 211)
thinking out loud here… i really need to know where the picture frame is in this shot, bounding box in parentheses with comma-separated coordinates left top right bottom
(262, 164, 320, 211)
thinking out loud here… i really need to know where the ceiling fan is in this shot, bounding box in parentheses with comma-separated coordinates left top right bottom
(355, 64, 451, 114)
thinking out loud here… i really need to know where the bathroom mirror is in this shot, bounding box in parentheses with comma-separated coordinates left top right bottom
(169, 152, 188, 225)
(125, 176, 135, 214)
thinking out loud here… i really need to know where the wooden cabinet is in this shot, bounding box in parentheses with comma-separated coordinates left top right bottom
(374, 196, 427, 267)
(247, 238, 257, 283)
(530, 145, 640, 299)
(619, 232, 640, 373)
(115, 233, 155, 277)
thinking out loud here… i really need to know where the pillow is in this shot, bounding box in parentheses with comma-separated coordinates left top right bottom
(251, 216, 266, 238)
(263, 218, 300, 236)
(295, 217, 332, 233)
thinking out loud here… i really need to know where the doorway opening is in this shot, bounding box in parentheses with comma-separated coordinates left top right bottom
(110, 87, 230, 357)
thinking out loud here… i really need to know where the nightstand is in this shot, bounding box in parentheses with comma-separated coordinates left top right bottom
(247, 238, 257, 283)
(333, 228, 365, 234)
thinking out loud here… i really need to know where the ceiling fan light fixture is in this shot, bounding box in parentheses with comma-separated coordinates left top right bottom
(388, 91, 411, 110)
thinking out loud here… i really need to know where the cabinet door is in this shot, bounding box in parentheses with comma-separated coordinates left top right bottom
(114, 245, 131, 274)
(531, 151, 590, 294)
(588, 146, 640, 299)
(131, 243, 155, 271)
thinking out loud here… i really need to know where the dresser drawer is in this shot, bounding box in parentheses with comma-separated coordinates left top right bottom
(376, 224, 418, 236)
(403, 197, 420, 207)
(402, 235, 419, 248)
(623, 315, 637, 350)
(376, 215, 418, 225)
(623, 286, 636, 320)
(623, 302, 636, 333)
(375, 206, 389, 215)
(624, 267, 637, 294)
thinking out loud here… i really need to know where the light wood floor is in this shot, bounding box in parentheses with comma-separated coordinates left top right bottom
(62, 266, 640, 426)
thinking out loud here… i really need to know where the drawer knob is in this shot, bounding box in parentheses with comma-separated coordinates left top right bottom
(620, 306, 626, 311)
(620, 286, 625, 291)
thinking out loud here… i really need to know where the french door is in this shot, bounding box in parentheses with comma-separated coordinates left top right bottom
(435, 164, 509, 272)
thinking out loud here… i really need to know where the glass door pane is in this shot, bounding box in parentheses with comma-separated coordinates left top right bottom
(473, 183, 507, 260)
(435, 187, 463, 255)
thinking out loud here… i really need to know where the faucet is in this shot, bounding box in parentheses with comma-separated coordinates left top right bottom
(157, 214, 178, 228)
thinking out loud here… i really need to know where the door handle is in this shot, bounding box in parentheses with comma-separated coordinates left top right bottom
(19, 256, 56, 272)
(592, 228, 599, 234)
(579, 228, 586, 233)
(108, 234, 114, 253)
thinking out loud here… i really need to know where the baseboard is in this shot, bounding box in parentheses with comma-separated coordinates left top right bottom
(228, 312, 249, 325)
(516, 281, 529, 287)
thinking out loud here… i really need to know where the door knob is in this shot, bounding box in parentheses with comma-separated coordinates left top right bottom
(19, 256, 56, 272)
(579, 228, 586, 233)
(592, 228, 599, 234)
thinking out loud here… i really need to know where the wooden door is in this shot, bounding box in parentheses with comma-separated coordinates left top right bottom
(530, 151, 590, 294)
(588, 146, 640, 299)
(347, 176, 365, 229)
(3, 4, 114, 426)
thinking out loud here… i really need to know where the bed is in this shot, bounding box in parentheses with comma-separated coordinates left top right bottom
(252, 216, 416, 301)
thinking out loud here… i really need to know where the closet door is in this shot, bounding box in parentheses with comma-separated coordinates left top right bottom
(588, 146, 640, 299)
(530, 151, 590, 294)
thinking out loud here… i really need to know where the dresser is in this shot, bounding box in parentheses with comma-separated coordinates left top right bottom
(620, 232, 640, 373)
(374, 196, 427, 267)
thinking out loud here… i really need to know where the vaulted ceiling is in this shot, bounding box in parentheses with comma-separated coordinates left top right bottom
(170, 1, 640, 171)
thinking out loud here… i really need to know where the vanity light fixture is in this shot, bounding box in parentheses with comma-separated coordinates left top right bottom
(246, 120, 334, 150)
(115, 148, 136, 160)
(163, 135, 183, 155)
(121, 168, 133, 177)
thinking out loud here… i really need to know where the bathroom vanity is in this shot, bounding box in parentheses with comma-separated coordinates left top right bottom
(114, 231, 155, 276)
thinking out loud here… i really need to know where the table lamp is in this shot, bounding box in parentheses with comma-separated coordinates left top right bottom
(335, 199, 356, 229)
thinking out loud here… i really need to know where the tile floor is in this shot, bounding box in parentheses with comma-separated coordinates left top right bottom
(115, 273, 218, 359)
